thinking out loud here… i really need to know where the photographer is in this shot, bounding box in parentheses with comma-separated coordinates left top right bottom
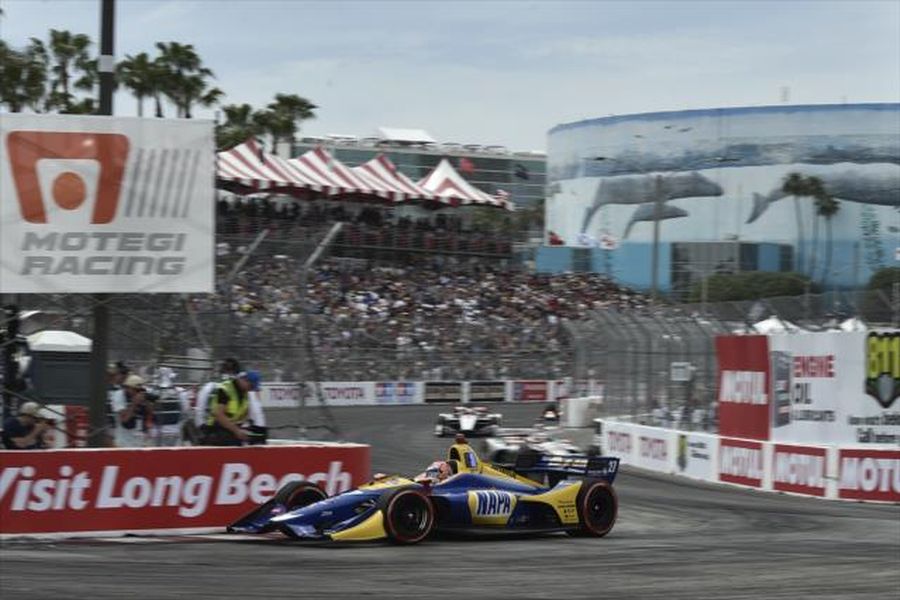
(2, 401, 51, 450)
(200, 372, 253, 446)
(110, 374, 154, 448)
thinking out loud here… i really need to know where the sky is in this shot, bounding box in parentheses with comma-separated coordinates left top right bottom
(1, 0, 899, 151)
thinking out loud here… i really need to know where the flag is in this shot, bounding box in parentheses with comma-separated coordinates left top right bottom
(514, 163, 529, 180)
(458, 157, 475, 174)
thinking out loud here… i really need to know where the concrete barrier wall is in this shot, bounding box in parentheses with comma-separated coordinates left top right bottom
(599, 419, 899, 503)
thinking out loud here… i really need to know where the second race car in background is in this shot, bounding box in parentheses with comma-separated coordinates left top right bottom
(482, 423, 584, 467)
(435, 406, 502, 437)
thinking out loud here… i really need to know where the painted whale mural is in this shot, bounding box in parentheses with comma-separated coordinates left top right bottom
(747, 168, 900, 223)
(623, 203, 690, 239)
(581, 171, 723, 233)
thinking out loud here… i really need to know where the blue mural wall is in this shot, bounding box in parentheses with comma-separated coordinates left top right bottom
(543, 103, 900, 290)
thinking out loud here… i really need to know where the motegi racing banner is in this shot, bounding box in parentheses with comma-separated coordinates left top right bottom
(0, 444, 369, 535)
(0, 113, 214, 293)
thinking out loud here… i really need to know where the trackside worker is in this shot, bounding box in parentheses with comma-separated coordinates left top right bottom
(200, 372, 252, 446)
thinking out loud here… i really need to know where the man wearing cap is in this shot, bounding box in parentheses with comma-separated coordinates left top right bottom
(110, 374, 152, 447)
(200, 372, 253, 446)
(2, 401, 51, 450)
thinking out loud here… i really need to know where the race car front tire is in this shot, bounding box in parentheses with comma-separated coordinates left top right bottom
(274, 481, 329, 511)
(569, 480, 617, 538)
(378, 487, 434, 544)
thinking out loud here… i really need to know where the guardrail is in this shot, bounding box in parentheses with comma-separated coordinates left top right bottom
(0, 443, 370, 537)
(597, 418, 900, 503)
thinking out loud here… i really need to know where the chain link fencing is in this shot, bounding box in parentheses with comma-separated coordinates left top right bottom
(566, 289, 898, 433)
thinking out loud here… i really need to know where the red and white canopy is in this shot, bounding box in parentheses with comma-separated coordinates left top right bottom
(217, 141, 512, 210)
(417, 159, 513, 210)
(351, 154, 434, 204)
(216, 138, 301, 192)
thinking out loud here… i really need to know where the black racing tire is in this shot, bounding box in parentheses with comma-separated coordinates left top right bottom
(568, 479, 617, 538)
(378, 487, 434, 544)
(493, 450, 516, 466)
(274, 481, 328, 511)
(227, 481, 327, 534)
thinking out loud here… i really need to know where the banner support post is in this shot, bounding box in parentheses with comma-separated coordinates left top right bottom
(88, 0, 116, 448)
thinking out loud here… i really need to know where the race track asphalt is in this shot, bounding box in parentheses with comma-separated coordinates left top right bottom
(2, 404, 898, 600)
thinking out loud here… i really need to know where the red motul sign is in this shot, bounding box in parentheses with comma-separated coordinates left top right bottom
(716, 335, 771, 440)
(514, 381, 548, 402)
(772, 444, 827, 497)
(0, 444, 370, 535)
(838, 448, 900, 502)
(719, 437, 764, 488)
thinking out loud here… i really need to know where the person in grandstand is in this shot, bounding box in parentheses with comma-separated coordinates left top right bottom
(110, 374, 153, 447)
(200, 371, 254, 446)
(1, 401, 52, 450)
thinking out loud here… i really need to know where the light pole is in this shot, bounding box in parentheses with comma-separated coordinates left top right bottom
(681, 265, 710, 315)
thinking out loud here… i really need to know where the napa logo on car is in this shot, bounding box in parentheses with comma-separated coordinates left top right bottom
(865, 331, 899, 409)
(468, 490, 516, 524)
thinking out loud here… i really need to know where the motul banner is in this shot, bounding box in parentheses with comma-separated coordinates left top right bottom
(716, 335, 771, 440)
(719, 437, 764, 488)
(0, 114, 214, 293)
(0, 444, 369, 535)
(513, 381, 549, 402)
(772, 444, 827, 497)
(838, 448, 900, 502)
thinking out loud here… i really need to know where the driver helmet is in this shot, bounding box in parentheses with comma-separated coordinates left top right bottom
(424, 460, 452, 482)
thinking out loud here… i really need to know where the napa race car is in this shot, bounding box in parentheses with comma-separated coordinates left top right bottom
(434, 406, 501, 437)
(227, 435, 619, 544)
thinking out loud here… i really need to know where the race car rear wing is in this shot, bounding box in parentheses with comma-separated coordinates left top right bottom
(513, 452, 619, 484)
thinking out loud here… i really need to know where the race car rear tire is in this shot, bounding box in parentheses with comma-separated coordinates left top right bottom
(379, 488, 434, 544)
(569, 480, 617, 537)
(274, 481, 328, 511)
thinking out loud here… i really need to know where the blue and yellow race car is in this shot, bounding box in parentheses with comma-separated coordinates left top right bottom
(228, 435, 619, 544)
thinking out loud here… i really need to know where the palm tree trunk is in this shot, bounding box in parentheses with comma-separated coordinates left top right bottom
(824, 218, 834, 286)
(154, 94, 163, 118)
(137, 95, 144, 117)
(793, 197, 805, 274)
(810, 210, 820, 281)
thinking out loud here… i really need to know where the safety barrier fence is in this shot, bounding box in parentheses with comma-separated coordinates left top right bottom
(597, 418, 900, 503)
(0, 443, 370, 537)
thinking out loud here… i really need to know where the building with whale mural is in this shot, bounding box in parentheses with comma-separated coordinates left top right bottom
(541, 103, 900, 295)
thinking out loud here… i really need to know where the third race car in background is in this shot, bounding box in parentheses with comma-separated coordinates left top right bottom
(435, 406, 502, 437)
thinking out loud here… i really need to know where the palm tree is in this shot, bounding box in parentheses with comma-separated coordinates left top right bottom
(258, 93, 317, 150)
(117, 52, 158, 117)
(215, 103, 263, 150)
(782, 172, 813, 276)
(179, 73, 223, 118)
(814, 189, 841, 286)
(155, 41, 221, 118)
(0, 38, 48, 112)
(45, 29, 95, 113)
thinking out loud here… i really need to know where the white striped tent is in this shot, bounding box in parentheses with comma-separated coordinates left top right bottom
(417, 159, 514, 210)
(351, 154, 434, 204)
